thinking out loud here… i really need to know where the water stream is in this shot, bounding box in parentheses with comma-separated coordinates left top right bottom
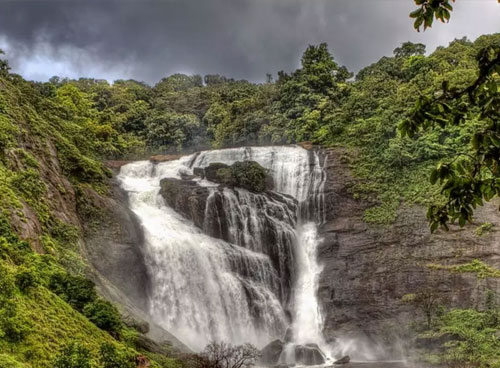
(118, 146, 328, 357)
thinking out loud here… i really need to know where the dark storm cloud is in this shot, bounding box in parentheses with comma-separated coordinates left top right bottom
(0, 0, 499, 83)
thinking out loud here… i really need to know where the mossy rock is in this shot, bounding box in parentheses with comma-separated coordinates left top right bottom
(199, 161, 269, 192)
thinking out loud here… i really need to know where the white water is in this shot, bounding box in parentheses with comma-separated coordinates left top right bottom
(292, 223, 326, 346)
(118, 145, 328, 354)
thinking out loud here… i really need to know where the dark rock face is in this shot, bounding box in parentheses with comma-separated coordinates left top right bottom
(80, 180, 151, 312)
(317, 148, 500, 357)
(333, 355, 350, 365)
(159, 178, 210, 229)
(294, 344, 326, 365)
(260, 339, 284, 366)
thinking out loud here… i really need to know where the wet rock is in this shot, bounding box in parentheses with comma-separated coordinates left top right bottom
(193, 167, 205, 178)
(260, 339, 284, 366)
(159, 178, 209, 229)
(204, 162, 230, 182)
(284, 327, 294, 343)
(294, 344, 326, 366)
(81, 182, 151, 312)
(333, 355, 350, 365)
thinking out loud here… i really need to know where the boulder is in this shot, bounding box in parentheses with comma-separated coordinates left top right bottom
(260, 339, 284, 366)
(159, 178, 209, 229)
(193, 167, 205, 178)
(195, 161, 271, 192)
(333, 355, 350, 365)
(204, 162, 230, 182)
(294, 344, 326, 366)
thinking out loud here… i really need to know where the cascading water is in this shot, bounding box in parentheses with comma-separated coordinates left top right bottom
(118, 145, 329, 358)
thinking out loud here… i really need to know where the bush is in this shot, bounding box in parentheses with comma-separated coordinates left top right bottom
(0, 313, 30, 343)
(53, 342, 92, 368)
(49, 272, 97, 311)
(99, 342, 134, 368)
(15, 266, 40, 292)
(83, 300, 122, 336)
(0, 353, 29, 368)
(0, 264, 15, 301)
(230, 161, 268, 192)
(203, 161, 268, 192)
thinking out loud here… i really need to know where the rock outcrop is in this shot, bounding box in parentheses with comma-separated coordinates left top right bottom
(260, 339, 284, 366)
(333, 355, 350, 365)
(159, 178, 209, 229)
(159, 176, 298, 303)
(294, 344, 326, 365)
(317, 148, 500, 358)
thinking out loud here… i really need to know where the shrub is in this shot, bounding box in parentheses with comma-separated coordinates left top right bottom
(0, 353, 29, 368)
(49, 272, 97, 311)
(99, 342, 134, 368)
(0, 264, 15, 304)
(83, 300, 122, 336)
(230, 161, 268, 192)
(15, 266, 40, 292)
(53, 342, 93, 368)
(203, 161, 268, 192)
(0, 313, 30, 343)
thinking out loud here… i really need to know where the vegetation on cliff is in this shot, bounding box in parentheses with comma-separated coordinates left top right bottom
(201, 161, 268, 192)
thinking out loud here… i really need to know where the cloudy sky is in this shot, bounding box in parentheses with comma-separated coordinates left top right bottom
(0, 0, 499, 84)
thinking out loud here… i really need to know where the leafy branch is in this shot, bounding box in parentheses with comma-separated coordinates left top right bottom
(400, 46, 500, 231)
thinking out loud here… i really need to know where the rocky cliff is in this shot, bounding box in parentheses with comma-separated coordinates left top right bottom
(317, 148, 500, 357)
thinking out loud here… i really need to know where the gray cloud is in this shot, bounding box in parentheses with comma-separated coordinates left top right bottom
(0, 0, 499, 84)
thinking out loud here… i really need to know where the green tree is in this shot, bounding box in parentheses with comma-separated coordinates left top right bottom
(401, 1, 500, 231)
(275, 43, 351, 142)
(145, 110, 200, 151)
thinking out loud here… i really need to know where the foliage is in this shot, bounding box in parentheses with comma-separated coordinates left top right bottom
(400, 43, 500, 231)
(83, 300, 122, 337)
(428, 259, 500, 279)
(99, 342, 135, 368)
(420, 308, 500, 368)
(410, 0, 454, 31)
(53, 342, 93, 368)
(49, 272, 97, 311)
(475, 222, 494, 236)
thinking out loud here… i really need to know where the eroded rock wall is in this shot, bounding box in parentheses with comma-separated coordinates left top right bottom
(317, 149, 500, 356)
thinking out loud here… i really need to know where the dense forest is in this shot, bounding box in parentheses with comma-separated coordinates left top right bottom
(0, 32, 500, 367)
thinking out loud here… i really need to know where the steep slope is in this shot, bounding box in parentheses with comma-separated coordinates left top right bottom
(0, 74, 184, 367)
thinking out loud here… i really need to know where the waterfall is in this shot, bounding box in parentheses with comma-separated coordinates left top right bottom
(118, 145, 328, 354)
